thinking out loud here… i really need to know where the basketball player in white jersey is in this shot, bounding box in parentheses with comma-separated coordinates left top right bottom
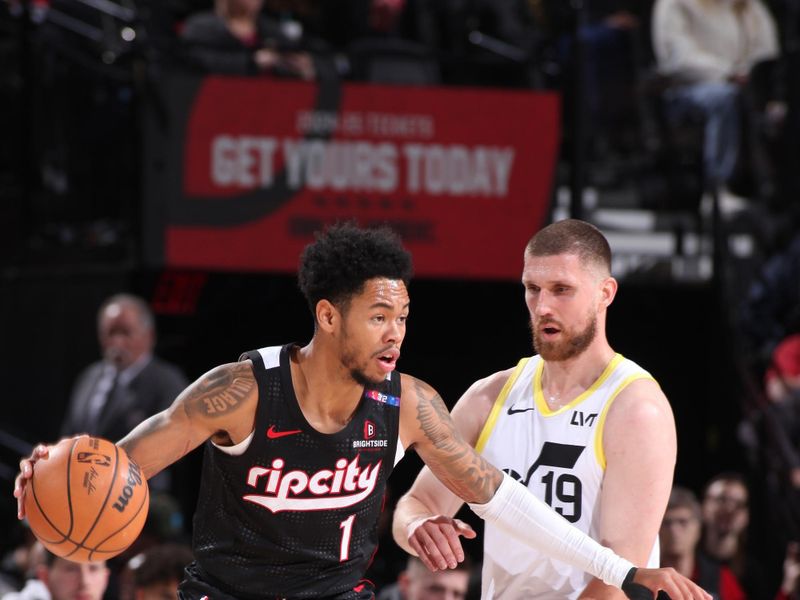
(393, 219, 677, 599)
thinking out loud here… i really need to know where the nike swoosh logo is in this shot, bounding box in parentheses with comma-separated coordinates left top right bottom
(507, 404, 535, 415)
(266, 425, 303, 439)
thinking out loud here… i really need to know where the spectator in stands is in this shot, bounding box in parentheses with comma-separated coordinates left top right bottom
(660, 486, 746, 599)
(61, 294, 188, 496)
(0, 527, 40, 595)
(652, 0, 779, 213)
(701, 472, 774, 598)
(117, 542, 194, 600)
(0, 538, 45, 598)
(61, 294, 187, 444)
(1, 548, 108, 600)
(739, 334, 800, 551)
(765, 334, 800, 407)
(376, 555, 472, 600)
(179, 0, 318, 78)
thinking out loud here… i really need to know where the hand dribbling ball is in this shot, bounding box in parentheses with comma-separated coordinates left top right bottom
(23, 435, 149, 562)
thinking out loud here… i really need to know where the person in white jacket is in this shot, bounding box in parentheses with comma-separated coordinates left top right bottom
(652, 0, 779, 205)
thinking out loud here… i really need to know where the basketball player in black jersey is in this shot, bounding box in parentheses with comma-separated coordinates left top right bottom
(15, 224, 710, 600)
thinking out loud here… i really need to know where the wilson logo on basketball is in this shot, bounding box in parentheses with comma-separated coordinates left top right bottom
(112, 461, 144, 513)
(243, 455, 382, 513)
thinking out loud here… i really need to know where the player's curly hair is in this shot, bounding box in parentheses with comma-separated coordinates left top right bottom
(298, 222, 413, 317)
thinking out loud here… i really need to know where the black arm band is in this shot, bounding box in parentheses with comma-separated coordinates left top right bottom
(621, 567, 656, 600)
(622, 567, 637, 589)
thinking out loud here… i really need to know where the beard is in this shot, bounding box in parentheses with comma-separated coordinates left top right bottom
(349, 362, 378, 387)
(340, 326, 384, 387)
(530, 312, 597, 362)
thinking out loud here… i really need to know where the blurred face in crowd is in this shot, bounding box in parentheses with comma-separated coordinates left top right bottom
(40, 558, 109, 600)
(660, 506, 702, 560)
(702, 479, 749, 537)
(399, 559, 469, 600)
(98, 301, 154, 370)
(523, 251, 614, 362)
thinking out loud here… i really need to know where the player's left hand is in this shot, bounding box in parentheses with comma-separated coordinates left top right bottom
(629, 567, 712, 600)
(406, 515, 476, 572)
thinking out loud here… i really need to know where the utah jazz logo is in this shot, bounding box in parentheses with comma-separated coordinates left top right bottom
(504, 442, 585, 522)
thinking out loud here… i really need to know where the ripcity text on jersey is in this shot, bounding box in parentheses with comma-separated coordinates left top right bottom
(476, 353, 660, 599)
(181, 345, 403, 600)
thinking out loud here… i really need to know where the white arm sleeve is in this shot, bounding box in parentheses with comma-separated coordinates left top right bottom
(468, 472, 635, 589)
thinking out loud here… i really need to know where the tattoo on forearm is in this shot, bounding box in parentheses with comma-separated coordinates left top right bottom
(119, 413, 188, 475)
(185, 363, 256, 418)
(119, 414, 165, 456)
(413, 378, 501, 502)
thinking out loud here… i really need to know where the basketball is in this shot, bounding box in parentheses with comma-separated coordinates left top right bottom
(23, 435, 149, 562)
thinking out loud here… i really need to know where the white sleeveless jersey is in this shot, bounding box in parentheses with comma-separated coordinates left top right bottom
(476, 353, 661, 599)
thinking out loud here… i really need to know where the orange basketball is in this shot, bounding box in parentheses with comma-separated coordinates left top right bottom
(24, 435, 149, 562)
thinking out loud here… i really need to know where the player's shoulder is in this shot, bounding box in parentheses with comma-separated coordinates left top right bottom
(462, 367, 517, 404)
(606, 375, 673, 429)
(214, 358, 258, 380)
(179, 360, 259, 438)
(188, 360, 259, 406)
(449, 366, 517, 422)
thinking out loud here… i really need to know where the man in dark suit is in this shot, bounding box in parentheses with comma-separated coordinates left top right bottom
(61, 294, 188, 489)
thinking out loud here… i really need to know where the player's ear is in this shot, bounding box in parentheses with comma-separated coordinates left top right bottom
(600, 276, 618, 308)
(316, 299, 338, 333)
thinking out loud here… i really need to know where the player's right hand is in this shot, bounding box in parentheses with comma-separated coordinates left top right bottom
(630, 567, 712, 600)
(406, 515, 476, 572)
(13, 444, 50, 520)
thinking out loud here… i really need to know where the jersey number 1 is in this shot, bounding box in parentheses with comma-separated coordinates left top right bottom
(339, 514, 356, 561)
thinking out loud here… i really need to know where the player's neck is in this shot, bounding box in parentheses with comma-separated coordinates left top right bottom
(291, 341, 363, 434)
(541, 343, 615, 406)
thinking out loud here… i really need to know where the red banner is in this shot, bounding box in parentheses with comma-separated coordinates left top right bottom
(145, 75, 560, 280)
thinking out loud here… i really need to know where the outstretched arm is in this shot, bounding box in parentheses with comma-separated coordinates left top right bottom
(397, 373, 710, 600)
(119, 361, 257, 478)
(578, 380, 677, 600)
(15, 361, 258, 517)
(393, 370, 506, 567)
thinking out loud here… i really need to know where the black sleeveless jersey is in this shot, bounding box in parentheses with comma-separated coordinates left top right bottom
(189, 344, 402, 599)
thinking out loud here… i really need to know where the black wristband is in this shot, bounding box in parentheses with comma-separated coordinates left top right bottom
(621, 567, 655, 600)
